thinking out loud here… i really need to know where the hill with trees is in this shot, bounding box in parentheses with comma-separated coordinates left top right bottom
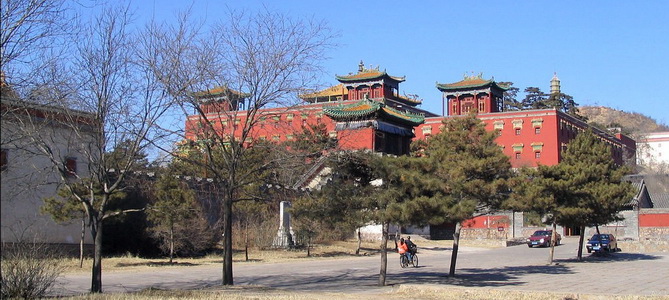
(580, 106, 669, 135)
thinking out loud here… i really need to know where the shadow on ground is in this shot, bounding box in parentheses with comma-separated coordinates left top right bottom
(114, 261, 201, 267)
(556, 252, 662, 264)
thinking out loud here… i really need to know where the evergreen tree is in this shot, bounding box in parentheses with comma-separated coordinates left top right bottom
(521, 87, 548, 110)
(499, 82, 522, 111)
(422, 114, 513, 276)
(559, 130, 635, 260)
(146, 173, 198, 263)
(507, 164, 574, 264)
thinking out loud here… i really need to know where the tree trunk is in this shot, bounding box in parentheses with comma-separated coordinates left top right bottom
(90, 219, 103, 293)
(548, 221, 557, 265)
(169, 224, 174, 264)
(577, 225, 585, 261)
(80, 216, 85, 268)
(355, 229, 361, 255)
(245, 220, 249, 262)
(307, 234, 311, 257)
(378, 221, 389, 286)
(222, 195, 233, 285)
(449, 222, 462, 277)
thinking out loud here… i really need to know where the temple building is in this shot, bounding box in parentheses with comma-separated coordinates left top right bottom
(184, 63, 638, 239)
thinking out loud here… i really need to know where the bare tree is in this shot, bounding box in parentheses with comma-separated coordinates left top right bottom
(143, 9, 335, 285)
(4, 3, 173, 293)
(1, 0, 76, 93)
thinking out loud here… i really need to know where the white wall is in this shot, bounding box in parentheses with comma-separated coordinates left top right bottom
(637, 131, 669, 172)
(1, 108, 93, 244)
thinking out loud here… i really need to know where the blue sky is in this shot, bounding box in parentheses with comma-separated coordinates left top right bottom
(133, 0, 669, 126)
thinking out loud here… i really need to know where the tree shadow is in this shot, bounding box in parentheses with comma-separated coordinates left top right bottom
(114, 261, 201, 267)
(421, 246, 453, 251)
(396, 264, 573, 287)
(555, 252, 662, 264)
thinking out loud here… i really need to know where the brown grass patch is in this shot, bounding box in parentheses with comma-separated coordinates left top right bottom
(60, 238, 495, 274)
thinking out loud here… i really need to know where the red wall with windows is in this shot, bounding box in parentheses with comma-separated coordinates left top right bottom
(416, 110, 562, 168)
(185, 102, 376, 150)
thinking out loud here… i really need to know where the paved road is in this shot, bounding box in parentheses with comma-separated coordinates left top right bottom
(51, 237, 669, 297)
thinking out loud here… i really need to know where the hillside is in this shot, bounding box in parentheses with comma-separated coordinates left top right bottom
(579, 106, 669, 136)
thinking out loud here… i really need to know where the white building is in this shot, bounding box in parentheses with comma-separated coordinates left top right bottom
(1, 96, 95, 244)
(637, 131, 669, 172)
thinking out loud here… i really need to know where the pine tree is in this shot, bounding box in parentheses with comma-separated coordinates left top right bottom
(147, 173, 197, 263)
(422, 114, 513, 276)
(559, 129, 635, 259)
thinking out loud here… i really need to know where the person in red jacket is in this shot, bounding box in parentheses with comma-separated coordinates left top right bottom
(398, 237, 411, 263)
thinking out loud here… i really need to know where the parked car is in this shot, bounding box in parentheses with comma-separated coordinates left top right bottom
(527, 230, 562, 247)
(586, 233, 618, 253)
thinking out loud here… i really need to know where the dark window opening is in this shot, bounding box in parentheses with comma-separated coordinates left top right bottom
(1, 149, 7, 171)
(65, 157, 77, 177)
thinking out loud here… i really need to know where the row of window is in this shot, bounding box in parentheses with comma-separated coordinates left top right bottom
(257, 131, 338, 142)
(1, 149, 77, 177)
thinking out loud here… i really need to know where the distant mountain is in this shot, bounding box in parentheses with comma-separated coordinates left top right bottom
(579, 106, 669, 136)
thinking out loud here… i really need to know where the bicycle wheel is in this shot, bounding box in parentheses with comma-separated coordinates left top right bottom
(411, 254, 418, 267)
(399, 255, 408, 268)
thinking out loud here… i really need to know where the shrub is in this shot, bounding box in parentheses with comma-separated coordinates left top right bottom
(1, 242, 64, 299)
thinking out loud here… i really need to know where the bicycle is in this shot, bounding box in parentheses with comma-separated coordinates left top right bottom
(399, 252, 418, 268)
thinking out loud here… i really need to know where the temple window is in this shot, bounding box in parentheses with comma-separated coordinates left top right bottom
(234, 118, 241, 125)
(272, 135, 280, 141)
(512, 119, 523, 129)
(531, 118, 543, 128)
(493, 121, 504, 130)
(512, 143, 524, 153)
(286, 114, 294, 121)
(531, 142, 544, 151)
(478, 100, 485, 112)
(535, 152, 541, 159)
(286, 134, 294, 141)
(259, 135, 266, 140)
(301, 113, 309, 119)
(65, 157, 77, 177)
(1, 149, 7, 171)
(535, 128, 541, 134)
(272, 116, 280, 121)
(515, 129, 521, 135)
(422, 126, 432, 135)
(329, 131, 337, 138)
(515, 153, 521, 159)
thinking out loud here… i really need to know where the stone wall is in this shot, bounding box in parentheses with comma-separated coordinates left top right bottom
(460, 228, 510, 240)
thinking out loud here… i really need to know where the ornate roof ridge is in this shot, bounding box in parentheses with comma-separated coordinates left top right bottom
(436, 73, 508, 91)
(335, 61, 405, 83)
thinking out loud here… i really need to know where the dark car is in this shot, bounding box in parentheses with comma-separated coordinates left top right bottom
(527, 230, 561, 247)
(586, 233, 618, 253)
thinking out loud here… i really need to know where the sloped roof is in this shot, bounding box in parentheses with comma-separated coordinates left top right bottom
(300, 84, 347, 99)
(322, 99, 424, 126)
(436, 74, 509, 92)
(193, 86, 249, 99)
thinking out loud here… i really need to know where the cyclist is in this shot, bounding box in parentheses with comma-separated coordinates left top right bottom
(398, 237, 413, 265)
(405, 236, 417, 259)
(398, 237, 409, 261)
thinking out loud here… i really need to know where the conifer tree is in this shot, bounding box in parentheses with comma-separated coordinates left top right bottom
(147, 173, 197, 263)
(559, 130, 635, 259)
(422, 114, 512, 276)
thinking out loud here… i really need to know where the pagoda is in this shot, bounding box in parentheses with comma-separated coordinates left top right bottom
(436, 73, 508, 116)
(321, 61, 426, 155)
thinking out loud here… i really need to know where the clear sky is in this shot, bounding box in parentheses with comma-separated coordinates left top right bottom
(133, 0, 669, 125)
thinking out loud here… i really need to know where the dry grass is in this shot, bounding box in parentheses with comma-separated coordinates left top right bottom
(61, 238, 504, 274)
(55, 239, 667, 300)
(57, 285, 669, 300)
(61, 239, 392, 274)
